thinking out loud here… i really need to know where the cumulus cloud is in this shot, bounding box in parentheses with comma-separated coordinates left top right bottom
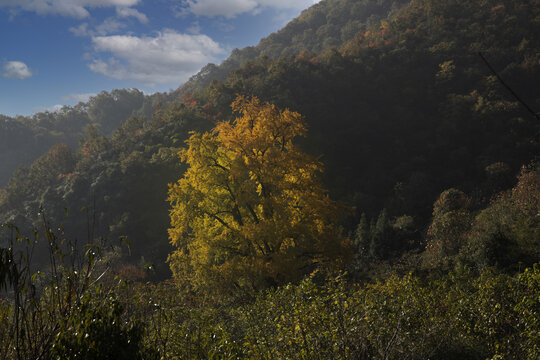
(88, 29, 225, 85)
(185, 0, 256, 18)
(181, 0, 317, 18)
(61, 92, 97, 103)
(186, 21, 202, 34)
(116, 6, 148, 23)
(34, 104, 64, 113)
(213, 20, 235, 32)
(0, 0, 140, 18)
(2, 61, 33, 79)
(70, 18, 126, 36)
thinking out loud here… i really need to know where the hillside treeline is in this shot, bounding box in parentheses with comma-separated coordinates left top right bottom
(1, 0, 538, 272)
(0, 0, 539, 358)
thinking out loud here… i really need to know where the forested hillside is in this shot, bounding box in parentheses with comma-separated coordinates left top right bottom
(1, 0, 539, 358)
(0, 89, 170, 187)
(178, 0, 411, 94)
(1, 0, 537, 273)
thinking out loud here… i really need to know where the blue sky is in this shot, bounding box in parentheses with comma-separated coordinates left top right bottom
(0, 0, 318, 117)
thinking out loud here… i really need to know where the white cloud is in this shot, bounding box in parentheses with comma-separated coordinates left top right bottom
(185, 0, 256, 18)
(33, 104, 64, 113)
(256, 0, 317, 8)
(2, 61, 33, 79)
(0, 0, 140, 18)
(181, 0, 317, 18)
(213, 20, 235, 32)
(61, 92, 97, 103)
(70, 18, 126, 36)
(70, 23, 90, 36)
(88, 29, 225, 85)
(186, 21, 201, 34)
(116, 6, 148, 23)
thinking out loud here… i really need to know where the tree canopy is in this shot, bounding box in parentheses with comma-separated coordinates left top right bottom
(168, 96, 351, 295)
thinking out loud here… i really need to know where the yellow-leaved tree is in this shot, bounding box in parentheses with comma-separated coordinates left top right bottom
(167, 96, 351, 295)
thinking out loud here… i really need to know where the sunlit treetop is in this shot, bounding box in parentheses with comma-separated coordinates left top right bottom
(168, 96, 351, 295)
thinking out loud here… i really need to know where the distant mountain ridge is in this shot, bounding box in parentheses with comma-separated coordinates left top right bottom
(0, 89, 170, 186)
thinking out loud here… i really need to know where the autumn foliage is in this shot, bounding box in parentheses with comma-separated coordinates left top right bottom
(167, 96, 351, 295)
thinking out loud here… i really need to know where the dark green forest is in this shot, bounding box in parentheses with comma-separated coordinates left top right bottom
(1, 0, 539, 358)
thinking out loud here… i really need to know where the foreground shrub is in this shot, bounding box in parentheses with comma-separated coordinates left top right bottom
(237, 268, 539, 359)
(0, 220, 158, 360)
